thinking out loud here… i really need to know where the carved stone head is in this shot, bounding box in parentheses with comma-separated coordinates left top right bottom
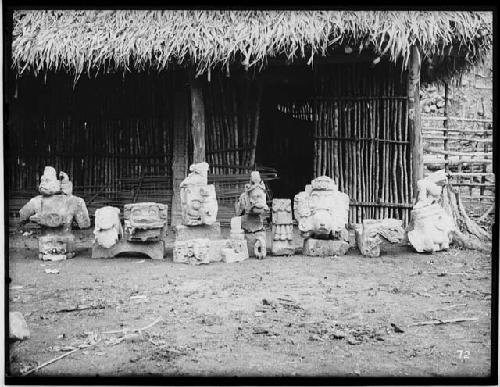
(272, 199, 292, 225)
(123, 202, 168, 229)
(39, 166, 61, 196)
(236, 171, 268, 216)
(94, 206, 122, 248)
(294, 176, 349, 238)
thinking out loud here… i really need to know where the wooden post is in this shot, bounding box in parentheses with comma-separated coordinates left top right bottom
(171, 78, 190, 226)
(443, 82, 449, 173)
(408, 45, 423, 199)
(190, 73, 206, 163)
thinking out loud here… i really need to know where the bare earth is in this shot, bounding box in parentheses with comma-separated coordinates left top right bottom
(8, 245, 492, 378)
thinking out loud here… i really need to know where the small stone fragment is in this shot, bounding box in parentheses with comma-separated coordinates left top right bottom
(9, 312, 30, 341)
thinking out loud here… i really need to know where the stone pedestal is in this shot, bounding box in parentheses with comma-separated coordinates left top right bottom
(271, 240, 295, 256)
(175, 223, 222, 241)
(173, 238, 210, 265)
(303, 238, 349, 257)
(245, 230, 267, 259)
(92, 240, 165, 260)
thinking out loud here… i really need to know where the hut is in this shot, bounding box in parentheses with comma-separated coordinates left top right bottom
(6, 10, 492, 229)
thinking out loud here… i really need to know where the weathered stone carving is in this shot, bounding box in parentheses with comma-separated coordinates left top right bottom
(93, 206, 122, 249)
(294, 176, 350, 256)
(173, 238, 210, 265)
(19, 166, 90, 261)
(236, 171, 269, 259)
(271, 199, 294, 256)
(407, 170, 455, 253)
(92, 203, 168, 260)
(180, 162, 218, 226)
(354, 218, 405, 257)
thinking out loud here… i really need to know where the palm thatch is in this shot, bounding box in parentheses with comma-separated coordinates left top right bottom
(11, 10, 492, 81)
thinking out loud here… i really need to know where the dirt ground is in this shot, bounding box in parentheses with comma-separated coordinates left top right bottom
(8, 243, 492, 378)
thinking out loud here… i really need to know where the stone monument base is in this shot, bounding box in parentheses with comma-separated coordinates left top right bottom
(92, 240, 165, 260)
(245, 230, 267, 259)
(271, 240, 295, 256)
(303, 238, 349, 256)
(38, 233, 76, 261)
(175, 223, 222, 241)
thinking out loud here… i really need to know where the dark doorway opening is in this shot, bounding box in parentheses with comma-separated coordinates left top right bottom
(256, 67, 314, 203)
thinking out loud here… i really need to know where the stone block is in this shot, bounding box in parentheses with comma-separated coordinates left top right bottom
(303, 238, 349, 256)
(245, 230, 267, 259)
(271, 240, 295, 256)
(208, 239, 229, 262)
(9, 312, 30, 341)
(38, 234, 76, 261)
(221, 239, 249, 263)
(175, 223, 222, 241)
(92, 240, 165, 260)
(173, 238, 210, 265)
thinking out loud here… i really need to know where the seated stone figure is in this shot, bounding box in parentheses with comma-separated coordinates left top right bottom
(235, 171, 268, 259)
(294, 176, 350, 256)
(407, 170, 455, 253)
(19, 166, 90, 260)
(180, 162, 218, 226)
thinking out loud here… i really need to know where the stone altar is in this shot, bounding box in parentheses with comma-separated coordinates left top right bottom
(354, 218, 405, 257)
(407, 170, 454, 253)
(271, 198, 295, 256)
(92, 203, 168, 260)
(19, 166, 90, 260)
(235, 171, 268, 259)
(294, 176, 350, 256)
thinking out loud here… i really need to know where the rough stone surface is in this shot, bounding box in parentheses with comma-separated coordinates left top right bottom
(173, 238, 210, 265)
(123, 202, 168, 242)
(407, 204, 454, 253)
(294, 176, 349, 239)
(271, 241, 295, 256)
(94, 206, 122, 248)
(303, 238, 349, 257)
(38, 233, 75, 261)
(271, 199, 294, 256)
(9, 312, 30, 341)
(180, 162, 218, 226)
(221, 239, 249, 263)
(235, 171, 269, 217)
(407, 170, 454, 253)
(245, 231, 267, 259)
(208, 240, 228, 263)
(175, 223, 222, 241)
(355, 218, 405, 257)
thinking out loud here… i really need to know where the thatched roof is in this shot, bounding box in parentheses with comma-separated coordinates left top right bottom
(11, 10, 492, 81)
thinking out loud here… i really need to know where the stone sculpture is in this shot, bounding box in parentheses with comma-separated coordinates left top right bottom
(220, 216, 249, 263)
(354, 218, 405, 257)
(271, 199, 295, 256)
(235, 171, 268, 259)
(407, 170, 454, 253)
(180, 162, 218, 226)
(19, 166, 90, 261)
(173, 238, 210, 265)
(92, 203, 168, 260)
(294, 176, 350, 256)
(174, 162, 224, 264)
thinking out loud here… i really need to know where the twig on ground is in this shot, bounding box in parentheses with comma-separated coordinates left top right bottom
(408, 317, 478, 327)
(21, 339, 102, 376)
(102, 316, 163, 335)
(55, 304, 105, 313)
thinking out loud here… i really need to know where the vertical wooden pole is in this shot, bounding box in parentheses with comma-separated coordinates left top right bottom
(171, 75, 190, 226)
(408, 45, 423, 199)
(190, 72, 206, 163)
(443, 82, 449, 173)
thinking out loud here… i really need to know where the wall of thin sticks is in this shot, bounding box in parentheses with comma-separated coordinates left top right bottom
(422, 115, 494, 218)
(313, 62, 412, 225)
(7, 71, 178, 222)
